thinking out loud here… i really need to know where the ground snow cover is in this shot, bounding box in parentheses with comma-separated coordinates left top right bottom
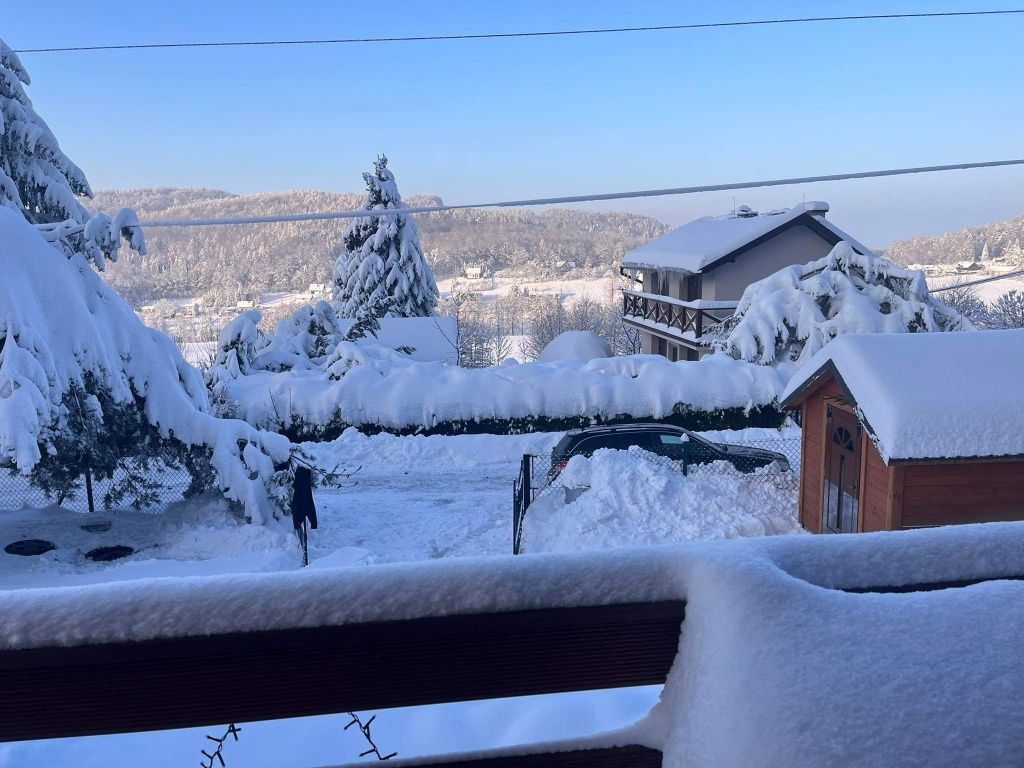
(224, 353, 784, 434)
(522, 442, 801, 554)
(3, 524, 1024, 767)
(0, 430, 562, 589)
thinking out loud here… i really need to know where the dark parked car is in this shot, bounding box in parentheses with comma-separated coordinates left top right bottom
(548, 423, 790, 480)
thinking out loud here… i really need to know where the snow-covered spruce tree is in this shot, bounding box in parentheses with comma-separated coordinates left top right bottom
(333, 155, 438, 318)
(0, 209, 305, 522)
(0, 43, 307, 522)
(0, 41, 143, 268)
(710, 242, 972, 367)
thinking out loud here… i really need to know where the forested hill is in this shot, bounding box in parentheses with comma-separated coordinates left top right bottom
(884, 212, 1024, 266)
(91, 188, 668, 305)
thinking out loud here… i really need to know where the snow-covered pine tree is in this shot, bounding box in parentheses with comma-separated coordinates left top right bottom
(0, 39, 144, 268)
(333, 155, 438, 318)
(710, 242, 972, 367)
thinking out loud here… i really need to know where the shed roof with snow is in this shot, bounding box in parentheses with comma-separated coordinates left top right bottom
(781, 329, 1024, 463)
(622, 201, 872, 274)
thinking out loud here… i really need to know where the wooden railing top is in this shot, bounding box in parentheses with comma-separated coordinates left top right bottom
(621, 288, 739, 311)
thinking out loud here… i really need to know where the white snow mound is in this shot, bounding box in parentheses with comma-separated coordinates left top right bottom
(537, 330, 613, 362)
(522, 448, 800, 553)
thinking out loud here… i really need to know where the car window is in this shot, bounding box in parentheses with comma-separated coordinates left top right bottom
(657, 434, 688, 445)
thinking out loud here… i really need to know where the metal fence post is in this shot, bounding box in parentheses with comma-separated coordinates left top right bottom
(84, 469, 95, 515)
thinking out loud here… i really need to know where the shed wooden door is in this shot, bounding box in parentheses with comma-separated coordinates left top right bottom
(823, 405, 862, 533)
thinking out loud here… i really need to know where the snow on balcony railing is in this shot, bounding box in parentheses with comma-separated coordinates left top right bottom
(621, 289, 737, 342)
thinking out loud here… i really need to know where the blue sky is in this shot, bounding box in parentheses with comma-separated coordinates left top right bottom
(5, 0, 1023, 245)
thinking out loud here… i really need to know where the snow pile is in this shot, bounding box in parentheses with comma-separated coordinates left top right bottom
(648, 532, 1024, 767)
(537, 330, 613, 362)
(0, 208, 292, 522)
(219, 352, 785, 436)
(521, 448, 800, 554)
(711, 242, 971, 367)
(781, 329, 1024, 461)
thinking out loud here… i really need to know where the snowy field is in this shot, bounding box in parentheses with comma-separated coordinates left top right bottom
(927, 272, 1024, 302)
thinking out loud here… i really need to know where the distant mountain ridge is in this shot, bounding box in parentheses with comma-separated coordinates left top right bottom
(91, 188, 668, 306)
(884, 212, 1024, 266)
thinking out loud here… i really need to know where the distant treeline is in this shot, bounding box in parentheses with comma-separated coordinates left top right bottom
(91, 188, 668, 306)
(885, 213, 1024, 266)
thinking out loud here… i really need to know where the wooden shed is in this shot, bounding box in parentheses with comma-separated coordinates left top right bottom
(780, 330, 1024, 533)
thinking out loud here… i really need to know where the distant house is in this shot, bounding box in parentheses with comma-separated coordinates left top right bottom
(780, 330, 1024, 534)
(235, 300, 256, 310)
(620, 202, 872, 361)
(955, 260, 983, 273)
(463, 265, 484, 280)
(555, 260, 578, 271)
(308, 283, 330, 297)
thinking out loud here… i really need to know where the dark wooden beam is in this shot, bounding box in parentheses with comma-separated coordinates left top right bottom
(0, 601, 684, 743)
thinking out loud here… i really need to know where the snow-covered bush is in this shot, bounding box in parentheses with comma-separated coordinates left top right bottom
(0, 208, 295, 522)
(0, 41, 143, 268)
(711, 243, 971, 366)
(333, 155, 438, 318)
(989, 289, 1024, 329)
(937, 282, 990, 326)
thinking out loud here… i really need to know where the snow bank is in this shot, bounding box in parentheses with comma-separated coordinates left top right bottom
(521, 448, 800, 554)
(220, 352, 785, 436)
(0, 209, 292, 522)
(537, 330, 613, 362)
(781, 329, 1024, 462)
(649, 539, 1024, 766)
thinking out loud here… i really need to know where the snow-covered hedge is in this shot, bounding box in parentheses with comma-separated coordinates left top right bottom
(0, 209, 294, 523)
(217, 351, 787, 440)
(710, 243, 971, 368)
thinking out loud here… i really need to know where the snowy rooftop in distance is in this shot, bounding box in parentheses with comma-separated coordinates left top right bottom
(621, 201, 871, 273)
(781, 329, 1024, 462)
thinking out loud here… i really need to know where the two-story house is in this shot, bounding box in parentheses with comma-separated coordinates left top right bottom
(620, 201, 873, 361)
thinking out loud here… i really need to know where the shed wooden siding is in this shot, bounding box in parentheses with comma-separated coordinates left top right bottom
(900, 460, 1024, 527)
(798, 379, 846, 533)
(860, 439, 891, 532)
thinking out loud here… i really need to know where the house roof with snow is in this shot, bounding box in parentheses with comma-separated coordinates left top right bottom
(780, 329, 1024, 463)
(622, 201, 873, 274)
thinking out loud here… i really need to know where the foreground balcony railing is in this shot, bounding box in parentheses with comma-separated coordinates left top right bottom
(622, 289, 737, 341)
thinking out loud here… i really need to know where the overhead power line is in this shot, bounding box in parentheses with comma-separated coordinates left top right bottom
(130, 158, 1024, 229)
(13, 9, 1024, 54)
(930, 269, 1024, 292)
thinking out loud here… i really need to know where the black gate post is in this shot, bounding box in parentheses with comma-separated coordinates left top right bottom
(84, 469, 95, 515)
(513, 454, 533, 555)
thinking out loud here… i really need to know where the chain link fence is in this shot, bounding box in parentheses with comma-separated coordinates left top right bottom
(514, 434, 802, 553)
(0, 464, 198, 515)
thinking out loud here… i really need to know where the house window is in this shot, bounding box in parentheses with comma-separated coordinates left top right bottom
(656, 337, 667, 357)
(669, 345, 679, 362)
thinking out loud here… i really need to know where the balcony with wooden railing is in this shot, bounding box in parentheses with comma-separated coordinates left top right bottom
(622, 289, 737, 344)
